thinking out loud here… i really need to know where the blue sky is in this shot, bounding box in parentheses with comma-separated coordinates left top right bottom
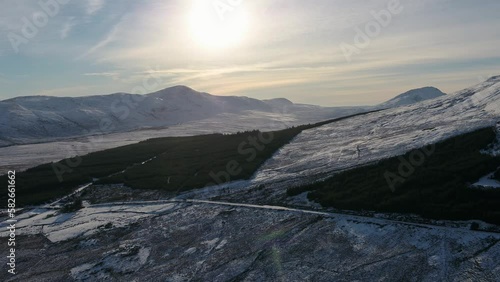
(0, 0, 499, 106)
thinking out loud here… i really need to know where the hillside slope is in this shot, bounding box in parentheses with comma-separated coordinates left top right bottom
(2, 200, 500, 281)
(184, 77, 500, 203)
(254, 77, 498, 185)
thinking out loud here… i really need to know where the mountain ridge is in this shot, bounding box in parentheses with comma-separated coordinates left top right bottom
(0, 80, 484, 148)
(0, 85, 342, 147)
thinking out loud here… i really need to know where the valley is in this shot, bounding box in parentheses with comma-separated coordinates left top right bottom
(1, 77, 499, 281)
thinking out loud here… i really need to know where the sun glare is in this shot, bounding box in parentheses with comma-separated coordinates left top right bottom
(188, 1, 250, 49)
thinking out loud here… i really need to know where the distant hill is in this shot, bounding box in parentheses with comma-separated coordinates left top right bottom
(379, 87, 446, 108)
(0, 84, 450, 147)
(0, 86, 366, 146)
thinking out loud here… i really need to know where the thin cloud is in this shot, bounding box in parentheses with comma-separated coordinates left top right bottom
(86, 0, 106, 16)
(60, 18, 76, 39)
(77, 18, 123, 59)
(83, 72, 120, 77)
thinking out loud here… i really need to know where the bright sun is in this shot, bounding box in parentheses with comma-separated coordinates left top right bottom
(189, 1, 250, 49)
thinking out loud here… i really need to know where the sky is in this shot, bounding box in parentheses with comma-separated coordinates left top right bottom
(0, 0, 499, 106)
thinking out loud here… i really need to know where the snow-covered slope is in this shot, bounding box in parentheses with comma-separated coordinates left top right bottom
(0, 86, 365, 147)
(258, 76, 499, 188)
(379, 86, 446, 108)
(2, 200, 500, 281)
(190, 76, 500, 200)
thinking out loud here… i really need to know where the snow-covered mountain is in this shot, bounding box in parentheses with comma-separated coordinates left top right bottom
(0, 86, 361, 147)
(379, 86, 446, 108)
(1, 77, 500, 281)
(0, 84, 449, 148)
(0, 86, 261, 143)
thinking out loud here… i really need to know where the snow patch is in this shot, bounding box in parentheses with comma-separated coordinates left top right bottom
(216, 239, 228, 250)
(472, 172, 500, 189)
(202, 238, 220, 250)
(0, 202, 178, 242)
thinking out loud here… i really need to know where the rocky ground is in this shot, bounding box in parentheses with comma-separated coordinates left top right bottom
(2, 200, 500, 281)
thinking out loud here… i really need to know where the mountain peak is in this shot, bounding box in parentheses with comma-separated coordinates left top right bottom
(380, 87, 446, 108)
(146, 85, 208, 100)
(398, 86, 444, 96)
(263, 98, 294, 106)
(152, 85, 198, 95)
